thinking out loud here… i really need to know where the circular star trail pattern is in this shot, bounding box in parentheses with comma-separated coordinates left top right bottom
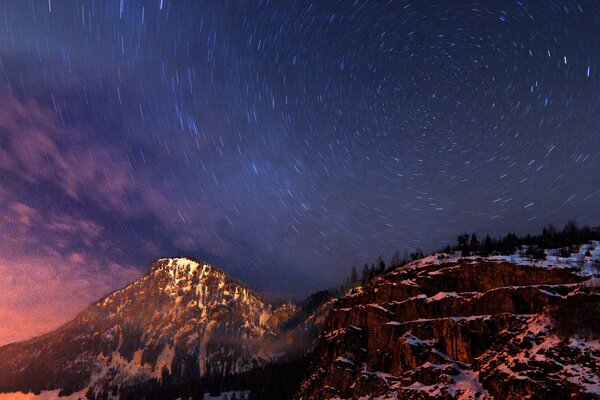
(1, 0, 600, 300)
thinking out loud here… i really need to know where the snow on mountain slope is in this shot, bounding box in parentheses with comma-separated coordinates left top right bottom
(296, 254, 600, 399)
(0, 390, 88, 400)
(0, 257, 309, 399)
(4, 251, 596, 399)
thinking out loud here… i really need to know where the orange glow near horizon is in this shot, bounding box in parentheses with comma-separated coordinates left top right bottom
(0, 257, 141, 346)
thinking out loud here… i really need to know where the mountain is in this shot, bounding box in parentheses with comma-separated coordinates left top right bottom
(2, 253, 599, 399)
(0, 257, 328, 400)
(295, 254, 600, 399)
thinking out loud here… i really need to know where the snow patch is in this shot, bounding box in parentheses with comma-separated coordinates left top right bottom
(203, 390, 250, 400)
(426, 291, 459, 302)
(0, 390, 88, 400)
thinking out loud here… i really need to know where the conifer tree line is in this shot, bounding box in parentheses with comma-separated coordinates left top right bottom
(341, 221, 600, 292)
(443, 221, 600, 259)
(342, 249, 424, 291)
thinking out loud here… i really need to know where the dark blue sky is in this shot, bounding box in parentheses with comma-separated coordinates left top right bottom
(1, 0, 600, 343)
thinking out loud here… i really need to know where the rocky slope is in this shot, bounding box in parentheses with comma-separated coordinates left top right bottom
(0, 257, 326, 400)
(296, 255, 600, 399)
(2, 254, 598, 399)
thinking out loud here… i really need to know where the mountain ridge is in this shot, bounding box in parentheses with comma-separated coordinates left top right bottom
(0, 257, 326, 399)
(1, 251, 599, 399)
(295, 254, 600, 399)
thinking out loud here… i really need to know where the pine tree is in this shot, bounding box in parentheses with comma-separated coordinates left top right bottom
(377, 255, 385, 273)
(362, 263, 369, 284)
(483, 235, 493, 256)
(390, 249, 401, 267)
(457, 234, 470, 255)
(470, 233, 480, 253)
(410, 247, 424, 260)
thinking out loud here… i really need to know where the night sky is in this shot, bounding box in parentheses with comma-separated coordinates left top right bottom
(1, 0, 600, 345)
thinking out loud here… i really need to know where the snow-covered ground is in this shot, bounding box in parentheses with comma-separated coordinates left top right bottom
(404, 241, 600, 279)
(0, 389, 87, 400)
(203, 391, 251, 400)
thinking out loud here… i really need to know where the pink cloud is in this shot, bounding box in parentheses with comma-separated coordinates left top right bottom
(0, 254, 142, 346)
(0, 91, 247, 345)
(46, 214, 104, 238)
(0, 196, 143, 346)
(3, 202, 40, 227)
(0, 93, 144, 215)
(67, 252, 86, 263)
(0, 92, 232, 255)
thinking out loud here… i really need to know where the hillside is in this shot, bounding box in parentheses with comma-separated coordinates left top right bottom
(296, 254, 600, 399)
(1, 253, 599, 399)
(0, 257, 325, 400)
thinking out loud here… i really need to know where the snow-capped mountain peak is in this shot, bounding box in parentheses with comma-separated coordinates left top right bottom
(0, 257, 306, 399)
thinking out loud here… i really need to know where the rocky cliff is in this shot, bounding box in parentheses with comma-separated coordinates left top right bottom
(1, 254, 598, 399)
(296, 255, 600, 399)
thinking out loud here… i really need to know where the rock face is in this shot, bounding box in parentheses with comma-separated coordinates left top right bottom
(296, 255, 600, 400)
(1, 254, 598, 400)
(0, 257, 325, 400)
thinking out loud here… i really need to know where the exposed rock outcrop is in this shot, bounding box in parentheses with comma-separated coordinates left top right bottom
(296, 255, 600, 400)
(1, 254, 597, 399)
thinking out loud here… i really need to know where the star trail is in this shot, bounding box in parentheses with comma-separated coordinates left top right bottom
(1, 0, 599, 344)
